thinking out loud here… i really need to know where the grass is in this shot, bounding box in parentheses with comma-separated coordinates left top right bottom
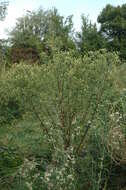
(0, 118, 49, 156)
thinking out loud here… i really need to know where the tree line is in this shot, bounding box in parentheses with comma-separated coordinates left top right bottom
(0, 2, 126, 64)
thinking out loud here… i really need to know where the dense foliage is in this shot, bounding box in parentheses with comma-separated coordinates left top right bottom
(77, 15, 105, 54)
(0, 50, 126, 189)
(0, 2, 126, 190)
(9, 8, 75, 64)
(98, 4, 126, 60)
(0, 4, 126, 63)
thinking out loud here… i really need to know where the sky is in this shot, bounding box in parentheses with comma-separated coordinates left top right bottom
(0, 0, 126, 39)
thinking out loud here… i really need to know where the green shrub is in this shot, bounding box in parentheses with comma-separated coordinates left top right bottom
(0, 50, 125, 189)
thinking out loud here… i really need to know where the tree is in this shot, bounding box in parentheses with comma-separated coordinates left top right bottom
(0, 1, 8, 21)
(0, 1, 9, 70)
(77, 15, 105, 55)
(98, 4, 126, 60)
(9, 8, 75, 63)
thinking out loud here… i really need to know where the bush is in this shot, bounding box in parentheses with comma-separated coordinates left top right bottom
(0, 51, 125, 189)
